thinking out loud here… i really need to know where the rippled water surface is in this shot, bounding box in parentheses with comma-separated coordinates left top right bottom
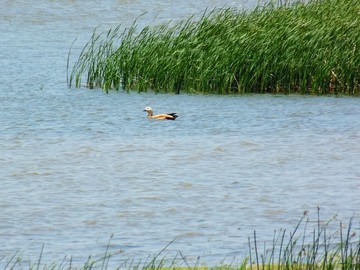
(1, 0, 360, 267)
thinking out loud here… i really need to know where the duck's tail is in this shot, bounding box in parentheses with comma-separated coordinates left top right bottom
(166, 113, 178, 120)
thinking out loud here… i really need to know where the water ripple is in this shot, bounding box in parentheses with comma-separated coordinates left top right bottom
(1, 0, 360, 266)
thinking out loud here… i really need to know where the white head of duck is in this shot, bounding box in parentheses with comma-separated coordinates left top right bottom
(143, 107, 178, 120)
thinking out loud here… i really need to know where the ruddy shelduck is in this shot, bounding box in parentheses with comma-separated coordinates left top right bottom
(143, 107, 178, 120)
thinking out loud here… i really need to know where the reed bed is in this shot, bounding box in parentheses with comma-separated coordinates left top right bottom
(1, 213, 360, 269)
(70, 0, 360, 95)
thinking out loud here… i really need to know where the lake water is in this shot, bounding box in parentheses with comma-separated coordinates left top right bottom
(1, 0, 360, 268)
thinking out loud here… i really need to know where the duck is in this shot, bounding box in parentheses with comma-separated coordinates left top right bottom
(143, 107, 178, 120)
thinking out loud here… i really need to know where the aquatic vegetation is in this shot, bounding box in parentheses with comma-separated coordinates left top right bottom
(2, 212, 360, 269)
(71, 0, 360, 95)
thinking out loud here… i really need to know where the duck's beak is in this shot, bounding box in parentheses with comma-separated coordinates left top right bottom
(143, 109, 147, 112)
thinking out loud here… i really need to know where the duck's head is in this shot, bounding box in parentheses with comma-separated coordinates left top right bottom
(143, 107, 153, 113)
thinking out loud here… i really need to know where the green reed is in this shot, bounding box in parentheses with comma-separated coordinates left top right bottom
(248, 211, 360, 270)
(69, 0, 360, 94)
(2, 212, 360, 269)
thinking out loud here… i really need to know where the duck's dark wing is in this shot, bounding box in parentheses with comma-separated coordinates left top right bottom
(166, 113, 178, 120)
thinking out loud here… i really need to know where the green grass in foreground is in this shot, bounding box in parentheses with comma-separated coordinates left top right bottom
(68, 0, 360, 95)
(2, 212, 360, 270)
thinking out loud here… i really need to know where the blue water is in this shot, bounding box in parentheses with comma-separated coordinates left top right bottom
(1, 0, 360, 268)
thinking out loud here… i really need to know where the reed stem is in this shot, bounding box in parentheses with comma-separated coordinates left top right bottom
(69, 0, 360, 95)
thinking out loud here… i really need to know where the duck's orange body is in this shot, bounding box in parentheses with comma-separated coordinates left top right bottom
(143, 107, 178, 120)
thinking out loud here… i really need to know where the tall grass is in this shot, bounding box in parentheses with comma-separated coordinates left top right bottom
(69, 0, 360, 95)
(1, 212, 360, 269)
(248, 211, 360, 270)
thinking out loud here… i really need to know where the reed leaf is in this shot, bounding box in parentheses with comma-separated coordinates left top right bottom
(69, 0, 360, 95)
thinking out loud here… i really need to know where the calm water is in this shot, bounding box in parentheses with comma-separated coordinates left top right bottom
(1, 0, 360, 268)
